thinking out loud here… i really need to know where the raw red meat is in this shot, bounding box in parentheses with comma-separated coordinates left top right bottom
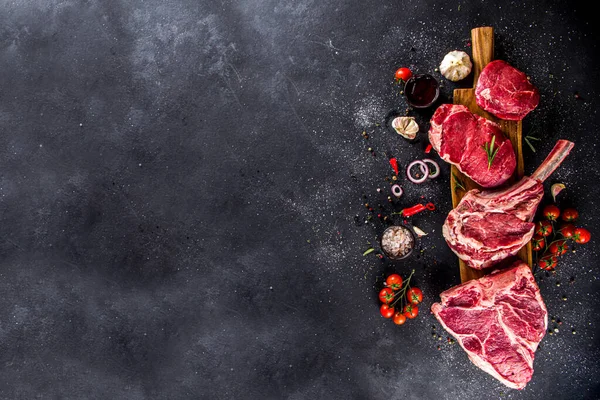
(475, 60, 540, 121)
(429, 104, 516, 188)
(443, 140, 574, 270)
(431, 261, 548, 390)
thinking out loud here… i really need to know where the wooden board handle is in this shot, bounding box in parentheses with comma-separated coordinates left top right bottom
(471, 27, 494, 87)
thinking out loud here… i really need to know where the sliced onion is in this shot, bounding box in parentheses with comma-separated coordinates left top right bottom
(421, 158, 440, 179)
(391, 184, 403, 198)
(406, 160, 429, 184)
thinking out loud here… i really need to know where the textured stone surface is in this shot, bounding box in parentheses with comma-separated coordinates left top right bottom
(0, 1, 598, 399)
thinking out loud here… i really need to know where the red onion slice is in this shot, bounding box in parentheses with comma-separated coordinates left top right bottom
(421, 158, 440, 179)
(391, 184, 403, 198)
(406, 160, 429, 183)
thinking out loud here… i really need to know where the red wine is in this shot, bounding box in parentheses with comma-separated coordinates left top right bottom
(405, 74, 440, 108)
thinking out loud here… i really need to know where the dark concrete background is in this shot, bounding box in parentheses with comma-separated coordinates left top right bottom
(0, 1, 598, 399)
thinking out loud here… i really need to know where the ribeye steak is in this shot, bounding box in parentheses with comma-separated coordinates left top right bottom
(431, 261, 547, 390)
(429, 104, 516, 188)
(443, 140, 574, 270)
(475, 60, 540, 121)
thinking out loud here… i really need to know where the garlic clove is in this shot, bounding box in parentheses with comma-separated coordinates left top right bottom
(439, 50, 473, 82)
(392, 116, 419, 140)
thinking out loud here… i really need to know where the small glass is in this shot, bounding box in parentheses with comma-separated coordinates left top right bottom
(404, 73, 440, 108)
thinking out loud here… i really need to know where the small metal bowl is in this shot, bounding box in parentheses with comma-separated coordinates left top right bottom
(380, 224, 417, 260)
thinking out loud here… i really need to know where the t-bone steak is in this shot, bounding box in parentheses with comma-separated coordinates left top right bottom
(443, 140, 574, 270)
(431, 261, 548, 390)
(428, 104, 516, 188)
(475, 60, 540, 121)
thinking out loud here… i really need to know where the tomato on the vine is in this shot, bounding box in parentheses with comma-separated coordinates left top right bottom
(407, 287, 423, 305)
(380, 304, 395, 319)
(394, 67, 412, 82)
(379, 288, 395, 304)
(539, 255, 558, 271)
(393, 312, 407, 325)
(548, 240, 568, 256)
(403, 304, 419, 319)
(535, 220, 553, 237)
(574, 227, 591, 244)
(559, 223, 576, 239)
(561, 208, 579, 222)
(542, 205, 561, 221)
(531, 235, 545, 252)
(386, 274, 403, 291)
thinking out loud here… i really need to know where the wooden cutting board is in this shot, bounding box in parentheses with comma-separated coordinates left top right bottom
(449, 26, 533, 283)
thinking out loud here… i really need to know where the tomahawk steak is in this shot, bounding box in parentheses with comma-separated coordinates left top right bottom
(475, 60, 540, 121)
(443, 140, 574, 270)
(431, 261, 548, 390)
(429, 104, 516, 188)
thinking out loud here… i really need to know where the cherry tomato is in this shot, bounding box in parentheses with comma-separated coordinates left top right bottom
(403, 304, 419, 319)
(535, 220, 553, 237)
(561, 208, 579, 222)
(394, 67, 413, 82)
(531, 235, 545, 252)
(393, 312, 407, 325)
(407, 287, 423, 305)
(559, 223, 576, 239)
(386, 274, 403, 291)
(379, 288, 395, 304)
(542, 205, 561, 221)
(548, 240, 568, 256)
(380, 304, 395, 319)
(538, 255, 558, 271)
(574, 227, 591, 244)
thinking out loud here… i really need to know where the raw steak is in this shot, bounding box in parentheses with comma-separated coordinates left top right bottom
(475, 60, 540, 121)
(443, 140, 574, 270)
(429, 104, 516, 188)
(431, 261, 548, 390)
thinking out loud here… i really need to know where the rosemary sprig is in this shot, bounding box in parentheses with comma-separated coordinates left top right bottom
(452, 173, 466, 191)
(524, 135, 541, 153)
(482, 136, 499, 170)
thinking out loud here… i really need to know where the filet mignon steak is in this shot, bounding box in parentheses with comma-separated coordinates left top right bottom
(429, 104, 516, 188)
(475, 60, 540, 121)
(431, 261, 548, 390)
(443, 140, 574, 270)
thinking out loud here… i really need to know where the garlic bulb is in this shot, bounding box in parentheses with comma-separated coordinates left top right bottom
(439, 50, 473, 82)
(392, 117, 419, 140)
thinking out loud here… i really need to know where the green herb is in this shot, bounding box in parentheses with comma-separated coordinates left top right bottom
(362, 248, 375, 256)
(452, 173, 466, 191)
(482, 136, 500, 170)
(524, 135, 541, 153)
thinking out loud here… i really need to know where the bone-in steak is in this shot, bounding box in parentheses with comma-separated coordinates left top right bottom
(443, 140, 574, 270)
(475, 60, 540, 121)
(431, 261, 548, 390)
(429, 104, 516, 188)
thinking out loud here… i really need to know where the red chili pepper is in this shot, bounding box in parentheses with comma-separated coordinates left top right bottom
(402, 204, 426, 217)
(401, 202, 435, 217)
(389, 157, 399, 175)
(425, 144, 432, 154)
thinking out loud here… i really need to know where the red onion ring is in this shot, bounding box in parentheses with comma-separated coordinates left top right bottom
(420, 158, 440, 179)
(406, 160, 429, 183)
(391, 184, 403, 198)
